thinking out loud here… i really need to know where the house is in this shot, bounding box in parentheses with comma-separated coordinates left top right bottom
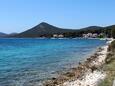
(83, 33, 98, 38)
(58, 34, 64, 38)
(53, 34, 58, 38)
(53, 34, 64, 38)
(92, 33, 98, 38)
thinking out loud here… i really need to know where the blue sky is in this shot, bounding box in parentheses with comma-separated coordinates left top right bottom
(0, 0, 115, 33)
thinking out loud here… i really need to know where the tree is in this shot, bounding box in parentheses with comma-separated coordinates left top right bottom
(111, 28, 115, 38)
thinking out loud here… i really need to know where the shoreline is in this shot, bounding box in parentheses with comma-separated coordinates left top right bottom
(61, 45, 108, 86)
(43, 38, 113, 86)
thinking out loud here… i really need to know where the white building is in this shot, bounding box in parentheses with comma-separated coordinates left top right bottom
(53, 34, 64, 38)
(83, 33, 98, 38)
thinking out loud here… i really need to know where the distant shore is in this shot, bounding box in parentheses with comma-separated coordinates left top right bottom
(0, 36, 112, 40)
(43, 38, 114, 86)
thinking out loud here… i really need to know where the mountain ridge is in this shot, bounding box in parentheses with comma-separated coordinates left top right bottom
(13, 22, 75, 37)
(1, 22, 115, 38)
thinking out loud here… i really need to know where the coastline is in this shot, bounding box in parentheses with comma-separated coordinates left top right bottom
(43, 38, 113, 86)
(61, 45, 108, 86)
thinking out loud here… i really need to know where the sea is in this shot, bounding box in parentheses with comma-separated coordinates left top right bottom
(0, 38, 106, 86)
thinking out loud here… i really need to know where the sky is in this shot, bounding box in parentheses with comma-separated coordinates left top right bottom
(0, 0, 115, 33)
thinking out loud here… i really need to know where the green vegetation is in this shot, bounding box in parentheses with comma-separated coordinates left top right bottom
(98, 40, 115, 86)
(108, 41, 115, 52)
(97, 33, 105, 38)
(99, 60, 115, 86)
(111, 28, 115, 38)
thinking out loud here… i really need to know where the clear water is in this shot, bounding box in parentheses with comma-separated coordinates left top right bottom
(0, 38, 106, 86)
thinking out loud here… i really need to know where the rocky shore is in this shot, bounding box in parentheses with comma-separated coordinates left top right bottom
(43, 39, 113, 86)
(61, 46, 108, 86)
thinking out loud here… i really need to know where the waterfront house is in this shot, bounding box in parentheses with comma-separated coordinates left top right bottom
(53, 34, 64, 38)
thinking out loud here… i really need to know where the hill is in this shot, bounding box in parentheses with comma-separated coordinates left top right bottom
(0, 32, 7, 37)
(13, 22, 75, 37)
(5, 22, 115, 38)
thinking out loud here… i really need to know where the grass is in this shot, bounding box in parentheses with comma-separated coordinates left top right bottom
(98, 59, 115, 86)
(98, 40, 115, 86)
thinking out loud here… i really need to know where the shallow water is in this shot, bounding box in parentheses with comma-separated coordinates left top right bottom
(0, 38, 106, 86)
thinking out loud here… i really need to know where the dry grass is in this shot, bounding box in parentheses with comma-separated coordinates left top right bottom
(98, 40, 115, 86)
(98, 58, 115, 86)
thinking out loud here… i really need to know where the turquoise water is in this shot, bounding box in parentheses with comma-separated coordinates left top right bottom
(0, 38, 106, 86)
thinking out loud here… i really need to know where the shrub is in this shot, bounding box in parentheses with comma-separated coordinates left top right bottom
(108, 40, 115, 52)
